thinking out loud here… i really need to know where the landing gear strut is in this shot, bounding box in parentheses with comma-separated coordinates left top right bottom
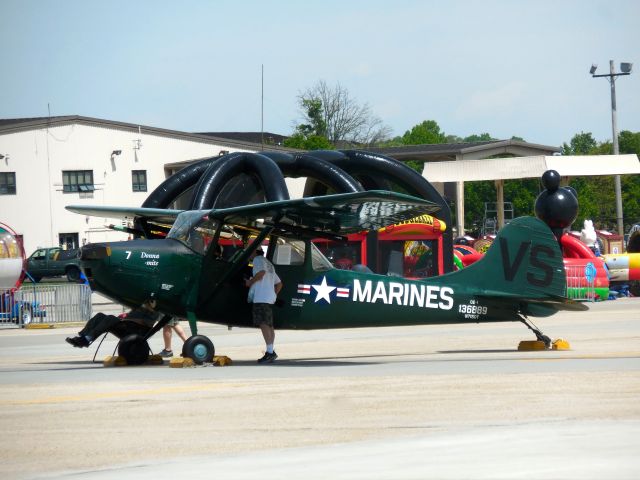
(519, 314, 551, 349)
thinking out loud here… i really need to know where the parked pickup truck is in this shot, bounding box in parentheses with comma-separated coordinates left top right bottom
(26, 247, 82, 282)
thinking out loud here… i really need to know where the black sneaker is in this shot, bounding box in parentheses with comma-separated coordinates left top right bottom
(66, 336, 90, 348)
(159, 349, 173, 358)
(258, 351, 278, 363)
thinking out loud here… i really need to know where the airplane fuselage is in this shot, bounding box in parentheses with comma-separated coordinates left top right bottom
(81, 237, 532, 331)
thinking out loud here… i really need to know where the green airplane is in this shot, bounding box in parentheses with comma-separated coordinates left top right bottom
(67, 190, 586, 365)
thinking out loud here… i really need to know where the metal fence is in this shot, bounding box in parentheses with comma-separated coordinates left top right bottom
(565, 264, 597, 302)
(0, 284, 92, 327)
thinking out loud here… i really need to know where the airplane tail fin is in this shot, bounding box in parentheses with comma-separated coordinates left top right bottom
(455, 217, 586, 316)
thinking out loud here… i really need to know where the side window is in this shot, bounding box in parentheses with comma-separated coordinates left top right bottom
(132, 170, 147, 192)
(31, 249, 46, 260)
(273, 240, 305, 266)
(62, 170, 94, 193)
(0, 172, 16, 195)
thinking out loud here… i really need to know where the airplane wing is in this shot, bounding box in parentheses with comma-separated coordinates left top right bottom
(208, 190, 441, 237)
(65, 205, 184, 224)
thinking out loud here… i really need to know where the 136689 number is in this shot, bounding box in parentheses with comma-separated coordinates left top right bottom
(458, 304, 487, 315)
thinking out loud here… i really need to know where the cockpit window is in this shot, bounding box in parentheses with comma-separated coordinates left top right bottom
(310, 242, 333, 271)
(167, 211, 220, 255)
(272, 238, 333, 272)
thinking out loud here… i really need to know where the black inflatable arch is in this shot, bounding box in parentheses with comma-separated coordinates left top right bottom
(189, 152, 289, 210)
(140, 149, 453, 272)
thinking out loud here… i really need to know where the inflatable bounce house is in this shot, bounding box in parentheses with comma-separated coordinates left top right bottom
(0, 222, 25, 291)
(314, 213, 446, 278)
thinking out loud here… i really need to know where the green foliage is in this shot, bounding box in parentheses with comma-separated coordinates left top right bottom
(619, 131, 640, 225)
(295, 98, 327, 138)
(464, 180, 495, 231)
(562, 131, 597, 155)
(569, 176, 617, 230)
(619, 130, 640, 154)
(401, 120, 446, 145)
(561, 129, 640, 230)
(283, 133, 333, 150)
(462, 133, 494, 142)
(284, 97, 333, 150)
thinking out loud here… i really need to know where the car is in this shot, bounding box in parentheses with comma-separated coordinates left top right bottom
(26, 247, 82, 282)
(0, 289, 47, 325)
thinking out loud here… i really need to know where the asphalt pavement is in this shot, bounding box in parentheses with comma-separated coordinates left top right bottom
(0, 298, 638, 479)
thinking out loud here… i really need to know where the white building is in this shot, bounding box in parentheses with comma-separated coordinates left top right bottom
(0, 116, 296, 255)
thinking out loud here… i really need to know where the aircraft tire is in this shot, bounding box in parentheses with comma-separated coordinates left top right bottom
(118, 334, 150, 365)
(182, 335, 215, 364)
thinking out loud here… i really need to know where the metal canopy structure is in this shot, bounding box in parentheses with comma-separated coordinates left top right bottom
(422, 154, 640, 235)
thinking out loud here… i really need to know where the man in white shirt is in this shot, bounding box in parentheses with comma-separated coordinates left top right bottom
(245, 248, 283, 363)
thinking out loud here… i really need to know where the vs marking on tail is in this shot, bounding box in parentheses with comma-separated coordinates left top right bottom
(499, 238, 555, 287)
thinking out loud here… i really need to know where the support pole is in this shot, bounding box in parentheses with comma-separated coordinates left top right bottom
(495, 179, 505, 229)
(456, 180, 465, 236)
(609, 60, 624, 237)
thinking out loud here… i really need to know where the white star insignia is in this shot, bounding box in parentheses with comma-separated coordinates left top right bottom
(312, 276, 336, 303)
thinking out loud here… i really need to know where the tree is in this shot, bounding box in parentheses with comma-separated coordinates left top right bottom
(462, 133, 494, 143)
(283, 132, 333, 151)
(401, 120, 446, 145)
(295, 80, 392, 146)
(561, 130, 640, 231)
(619, 130, 640, 225)
(283, 97, 333, 150)
(562, 131, 598, 155)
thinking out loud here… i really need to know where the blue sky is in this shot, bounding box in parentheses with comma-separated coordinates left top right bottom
(1, 0, 638, 148)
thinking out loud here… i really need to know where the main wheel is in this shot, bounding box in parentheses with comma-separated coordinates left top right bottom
(182, 335, 215, 364)
(118, 334, 150, 365)
(66, 266, 81, 283)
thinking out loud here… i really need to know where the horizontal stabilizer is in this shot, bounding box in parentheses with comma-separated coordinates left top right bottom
(478, 292, 589, 311)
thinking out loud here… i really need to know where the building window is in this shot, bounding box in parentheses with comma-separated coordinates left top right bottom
(132, 170, 147, 192)
(0, 172, 16, 195)
(62, 170, 94, 193)
(59, 233, 79, 250)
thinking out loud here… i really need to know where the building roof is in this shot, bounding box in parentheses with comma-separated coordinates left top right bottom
(0, 115, 294, 152)
(197, 131, 288, 146)
(422, 154, 640, 182)
(0, 115, 562, 163)
(370, 139, 561, 161)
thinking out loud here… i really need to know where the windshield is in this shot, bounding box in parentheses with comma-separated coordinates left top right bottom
(167, 211, 220, 255)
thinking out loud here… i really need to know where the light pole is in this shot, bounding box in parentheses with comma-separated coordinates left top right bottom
(590, 60, 633, 237)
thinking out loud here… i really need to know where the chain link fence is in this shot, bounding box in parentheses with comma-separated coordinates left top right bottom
(1, 284, 92, 327)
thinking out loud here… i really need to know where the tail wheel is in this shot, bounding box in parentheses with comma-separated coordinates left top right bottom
(118, 334, 150, 365)
(182, 335, 215, 364)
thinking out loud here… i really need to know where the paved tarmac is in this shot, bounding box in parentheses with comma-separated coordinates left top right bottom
(0, 298, 638, 479)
